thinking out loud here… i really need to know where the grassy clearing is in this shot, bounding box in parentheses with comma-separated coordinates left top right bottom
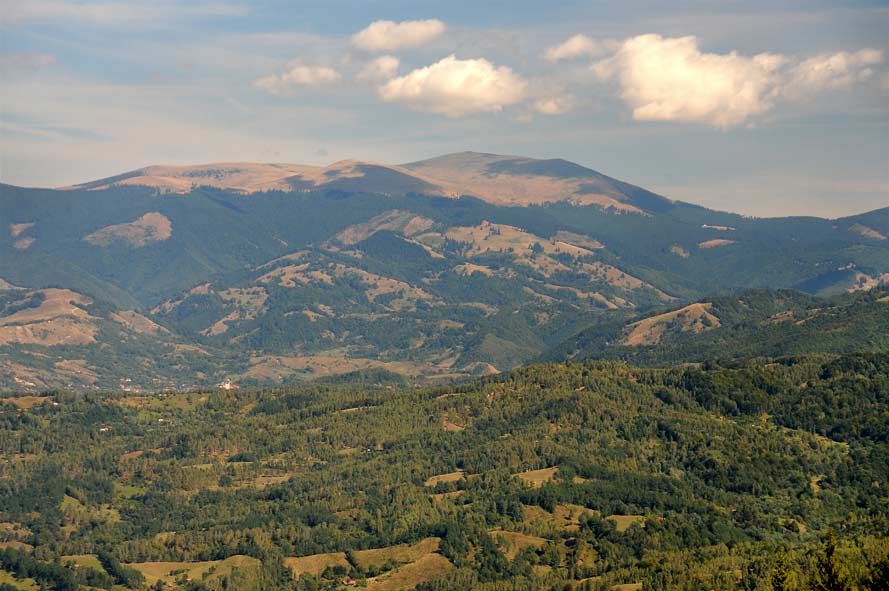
(243, 354, 438, 382)
(61, 554, 105, 571)
(516, 467, 559, 488)
(441, 416, 464, 431)
(429, 490, 464, 504)
(606, 515, 645, 532)
(365, 553, 453, 590)
(0, 541, 33, 552)
(351, 537, 440, 571)
(127, 555, 260, 586)
(622, 303, 720, 346)
(0, 570, 38, 590)
(284, 552, 349, 577)
(523, 503, 594, 532)
(424, 471, 465, 487)
(252, 474, 292, 489)
(0, 522, 32, 538)
(114, 482, 146, 499)
(489, 530, 548, 560)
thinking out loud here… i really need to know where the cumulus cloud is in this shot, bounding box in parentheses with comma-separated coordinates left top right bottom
(593, 34, 883, 128)
(377, 54, 527, 117)
(254, 63, 341, 96)
(783, 49, 883, 98)
(534, 95, 575, 115)
(593, 34, 784, 128)
(351, 19, 445, 52)
(357, 55, 400, 82)
(544, 34, 616, 62)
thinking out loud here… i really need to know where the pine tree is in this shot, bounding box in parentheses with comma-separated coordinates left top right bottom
(771, 552, 791, 591)
(811, 532, 847, 591)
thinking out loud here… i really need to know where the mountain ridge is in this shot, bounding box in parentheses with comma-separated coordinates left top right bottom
(0, 149, 881, 221)
(3, 152, 888, 390)
(57, 151, 675, 213)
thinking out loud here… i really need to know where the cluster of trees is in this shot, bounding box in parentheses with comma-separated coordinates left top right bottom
(0, 547, 113, 590)
(0, 352, 886, 589)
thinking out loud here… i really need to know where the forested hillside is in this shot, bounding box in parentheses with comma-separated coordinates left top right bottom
(3, 154, 889, 390)
(546, 288, 889, 366)
(0, 353, 886, 590)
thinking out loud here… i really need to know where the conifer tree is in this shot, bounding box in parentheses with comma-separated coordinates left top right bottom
(811, 532, 847, 591)
(771, 552, 791, 591)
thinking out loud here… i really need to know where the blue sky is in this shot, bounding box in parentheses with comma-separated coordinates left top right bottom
(1, 0, 887, 217)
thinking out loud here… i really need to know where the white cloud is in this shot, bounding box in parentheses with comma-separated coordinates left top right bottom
(351, 19, 446, 52)
(544, 34, 616, 62)
(378, 54, 527, 117)
(357, 55, 400, 82)
(783, 49, 883, 98)
(0, 0, 247, 26)
(0, 52, 56, 70)
(534, 95, 575, 115)
(593, 34, 883, 129)
(254, 63, 341, 96)
(593, 35, 784, 128)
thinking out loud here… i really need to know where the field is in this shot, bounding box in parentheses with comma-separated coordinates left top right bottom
(0, 570, 38, 590)
(622, 302, 720, 346)
(606, 515, 646, 533)
(489, 530, 548, 560)
(365, 553, 453, 590)
(351, 537, 441, 571)
(61, 554, 104, 570)
(424, 470, 466, 487)
(523, 503, 595, 533)
(284, 552, 350, 577)
(516, 466, 559, 488)
(127, 555, 260, 586)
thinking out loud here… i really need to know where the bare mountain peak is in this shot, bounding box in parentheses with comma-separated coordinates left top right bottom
(60, 152, 672, 214)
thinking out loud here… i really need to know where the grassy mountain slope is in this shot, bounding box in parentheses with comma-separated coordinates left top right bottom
(546, 287, 889, 365)
(3, 153, 888, 388)
(0, 281, 235, 391)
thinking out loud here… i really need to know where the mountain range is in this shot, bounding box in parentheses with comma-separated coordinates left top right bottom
(3, 151, 888, 390)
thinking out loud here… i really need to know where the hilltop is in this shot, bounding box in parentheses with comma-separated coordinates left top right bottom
(63, 152, 674, 212)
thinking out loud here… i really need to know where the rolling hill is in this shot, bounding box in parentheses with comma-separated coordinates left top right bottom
(2, 152, 888, 389)
(0, 353, 886, 590)
(545, 287, 889, 365)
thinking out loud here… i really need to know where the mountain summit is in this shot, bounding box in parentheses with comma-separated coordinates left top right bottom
(65, 152, 672, 214)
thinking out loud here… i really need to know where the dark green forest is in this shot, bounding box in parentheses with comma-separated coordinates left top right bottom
(1, 352, 887, 590)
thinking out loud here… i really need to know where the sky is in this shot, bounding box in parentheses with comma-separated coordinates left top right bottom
(1, 0, 887, 218)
